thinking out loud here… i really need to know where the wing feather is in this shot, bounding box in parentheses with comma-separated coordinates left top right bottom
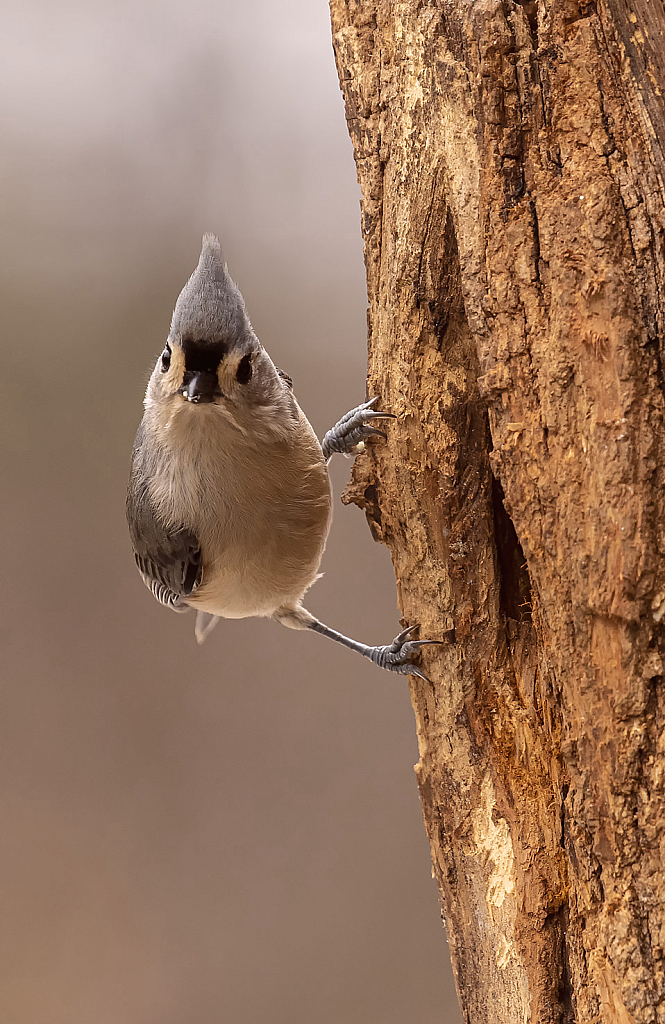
(126, 424, 202, 610)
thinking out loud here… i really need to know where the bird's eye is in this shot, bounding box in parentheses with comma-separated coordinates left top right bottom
(160, 346, 171, 372)
(236, 354, 253, 385)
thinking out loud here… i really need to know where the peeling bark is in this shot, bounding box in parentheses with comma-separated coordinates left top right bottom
(329, 0, 665, 1020)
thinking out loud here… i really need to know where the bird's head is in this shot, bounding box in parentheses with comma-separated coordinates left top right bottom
(146, 235, 275, 420)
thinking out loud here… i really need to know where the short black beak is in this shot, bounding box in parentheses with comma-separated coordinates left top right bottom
(179, 371, 220, 404)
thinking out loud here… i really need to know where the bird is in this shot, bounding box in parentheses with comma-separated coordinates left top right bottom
(126, 234, 439, 678)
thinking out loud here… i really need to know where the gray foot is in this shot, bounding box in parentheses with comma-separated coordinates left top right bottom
(363, 625, 441, 681)
(308, 620, 442, 681)
(321, 398, 395, 460)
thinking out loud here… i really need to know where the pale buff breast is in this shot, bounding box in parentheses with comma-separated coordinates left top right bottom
(145, 392, 332, 619)
(186, 412, 332, 619)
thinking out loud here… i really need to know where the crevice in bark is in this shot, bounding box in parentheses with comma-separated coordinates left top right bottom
(512, 0, 539, 48)
(560, 781, 569, 850)
(491, 473, 533, 623)
(529, 199, 547, 295)
(554, 903, 576, 1024)
(362, 482, 384, 542)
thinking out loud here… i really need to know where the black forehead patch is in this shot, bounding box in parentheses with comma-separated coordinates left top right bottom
(182, 338, 228, 373)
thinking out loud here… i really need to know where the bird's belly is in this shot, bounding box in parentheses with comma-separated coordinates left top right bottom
(187, 569, 299, 619)
(187, 474, 332, 619)
(187, 535, 324, 619)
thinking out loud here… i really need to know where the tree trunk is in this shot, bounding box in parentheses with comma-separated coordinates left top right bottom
(328, 0, 665, 1020)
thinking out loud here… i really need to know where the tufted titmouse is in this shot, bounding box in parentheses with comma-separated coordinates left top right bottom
(127, 235, 439, 677)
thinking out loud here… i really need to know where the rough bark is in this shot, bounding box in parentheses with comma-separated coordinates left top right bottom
(328, 0, 665, 1020)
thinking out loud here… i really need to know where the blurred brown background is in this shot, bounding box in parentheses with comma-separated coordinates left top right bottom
(1, 2, 462, 1021)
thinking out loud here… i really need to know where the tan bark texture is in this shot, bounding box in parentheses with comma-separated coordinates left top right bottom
(329, 0, 665, 1020)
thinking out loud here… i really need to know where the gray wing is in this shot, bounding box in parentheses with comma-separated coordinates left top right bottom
(126, 424, 202, 611)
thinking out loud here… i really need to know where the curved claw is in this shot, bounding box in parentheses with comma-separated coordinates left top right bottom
(388, 659, 432, 683)
(403, 664, 432, 682)
(392, 624, 420, 645)
(363, 410, 397, 421)
(361, 425, 388, 440)
(363, 398, 396, 417)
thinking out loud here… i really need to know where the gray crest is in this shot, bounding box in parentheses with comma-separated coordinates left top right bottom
(169, 234, 250, 346)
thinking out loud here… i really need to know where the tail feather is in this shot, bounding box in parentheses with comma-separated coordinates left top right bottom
(195, 611, 220, 644)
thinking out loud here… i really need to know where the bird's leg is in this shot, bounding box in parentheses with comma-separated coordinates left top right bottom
(321, 398, 395, 460)
(274, 606, 442, 680)
(309, 621, 442, 680)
